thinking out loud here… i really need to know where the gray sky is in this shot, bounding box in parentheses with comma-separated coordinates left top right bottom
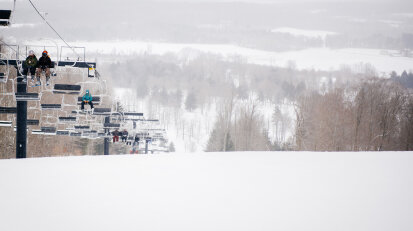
(1, 0, 412, 44)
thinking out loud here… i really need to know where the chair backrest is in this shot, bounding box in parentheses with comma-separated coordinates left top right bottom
(0, 10, 12, 26)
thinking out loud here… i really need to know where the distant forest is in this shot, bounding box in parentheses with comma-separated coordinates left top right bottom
(103, 53, 413, 151)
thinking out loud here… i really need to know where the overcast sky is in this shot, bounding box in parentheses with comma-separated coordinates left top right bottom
(1, 0, 412, 44)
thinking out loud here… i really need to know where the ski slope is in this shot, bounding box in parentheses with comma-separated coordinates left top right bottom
(0, 151, 412, 231)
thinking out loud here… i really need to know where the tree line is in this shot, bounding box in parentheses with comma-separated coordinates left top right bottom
(295, 78, 413, 151)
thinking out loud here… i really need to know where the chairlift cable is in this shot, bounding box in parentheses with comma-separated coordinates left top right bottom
(27, 0, 83, 62)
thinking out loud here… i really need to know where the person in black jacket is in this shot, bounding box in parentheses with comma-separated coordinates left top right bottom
(35, 50, 53, 86)
(134, 134, 140, 146)
(22, 50, 37, 83)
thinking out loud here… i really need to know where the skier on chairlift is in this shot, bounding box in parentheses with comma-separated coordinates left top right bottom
(112, 129, 120, 143)
(122, 129, 129, 143)
(134, 134, 140, 145)
(35, 50, 52, 86)
(22, 50, 37, 83)
(81, 89, 94, 111)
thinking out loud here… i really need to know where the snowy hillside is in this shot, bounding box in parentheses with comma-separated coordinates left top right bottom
(20, 39, 412, 74)
(74, 40, 412, 74)
(0, 152, 412, 231)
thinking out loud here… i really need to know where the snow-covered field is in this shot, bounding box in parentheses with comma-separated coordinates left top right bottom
(16, 39, 412, 74)
(76, 40, 412, 74)
(271, 27, 337, 39)
(0, 152, 412, 231)
(8, 38, 411, 74)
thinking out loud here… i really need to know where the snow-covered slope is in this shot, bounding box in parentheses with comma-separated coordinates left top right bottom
(0, 152, 412, 231)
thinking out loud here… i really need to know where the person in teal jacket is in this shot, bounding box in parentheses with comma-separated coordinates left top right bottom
(81, 89, 94, 110)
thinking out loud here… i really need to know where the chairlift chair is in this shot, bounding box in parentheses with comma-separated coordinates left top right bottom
(92, 107, 111, 115)
(59, 116, 77, 123)
(0, 72, 6, 83)
(0, 9, 12, 26)
(97, 132, 107, 138)
(83, 130, 98, 138)
(41, 126, 56, 135)
(31, 129, 44, 135)
(70, 132, 82, 137)
(56, 130, 70, 136)
(41, 104, 62, 110)
(124, 112, 144, 117)
(103, 123, 120, 129)
(53, 84, 81, 95)
(77, 96, 100, 105)
(0, 57, 10, 83)
(15, 92, 40, 101)
(0, 120, 12, 127)
(0, 106, 16, 114)
(27, 119, 40, 126)
(74, 125, 90, 131)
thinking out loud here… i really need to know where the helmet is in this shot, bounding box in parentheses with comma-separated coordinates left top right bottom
(28, 50, 35, 56)
(42, 50, 48, 56)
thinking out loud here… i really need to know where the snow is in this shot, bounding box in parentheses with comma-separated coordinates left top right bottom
(71, 40, 412, 74)
(271, 27, 337, 39)
(0, 152, 412, 231)
(14, 38, 413, 74)
(8, 23, 39, 28)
